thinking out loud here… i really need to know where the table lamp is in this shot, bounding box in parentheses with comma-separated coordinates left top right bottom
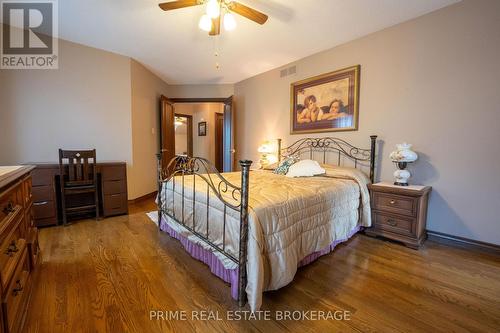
(389, 143, 418, 186)
(258, 141, 275, 168)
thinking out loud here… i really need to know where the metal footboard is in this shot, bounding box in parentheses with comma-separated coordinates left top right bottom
(156, 154, 252, 307)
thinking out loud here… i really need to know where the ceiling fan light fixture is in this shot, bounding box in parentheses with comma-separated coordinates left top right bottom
(206, 0, 220, 19)
(198, 14, 212, 32)
(223, 12, 236, 31)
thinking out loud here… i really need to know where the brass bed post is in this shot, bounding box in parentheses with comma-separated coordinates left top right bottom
(238, 160, 252, 307)
(156, 153, 163, 231)
(369, 135, 377, 184)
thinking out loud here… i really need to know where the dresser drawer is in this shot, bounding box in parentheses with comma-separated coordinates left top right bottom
(31, 168, 55, 186)
(0, 214, 26, 290)
(103, 180, 126, 195)
(32, 185, 54, 202)
(103, 193, 127, 217)
(34, 216, 58, 227)
(373, 212, 415, 236)
(32, 200, 56, 220)
(0, 196, 24, 236)
(101, 166, 126, 181)
(372, 192, 417, 217)
(2, 247, 30, 333)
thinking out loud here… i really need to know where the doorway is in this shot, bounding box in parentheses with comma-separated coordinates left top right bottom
(160, 96, 234, 174)
(174, 114, 193, 157)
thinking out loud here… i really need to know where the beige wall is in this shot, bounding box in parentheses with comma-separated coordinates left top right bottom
(234, 0, 500, 245)
(0, 37, 133, 169)
(174, 103, 224, 165)
(168, 84, 234, 99)
(0, 34, 234, 200)
(130, 60, 169, 199)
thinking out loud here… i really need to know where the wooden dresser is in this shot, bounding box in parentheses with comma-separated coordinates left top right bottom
(0, 166, 40, 333)
(366, 182, 431, 249)
(31, 162, 128, 227)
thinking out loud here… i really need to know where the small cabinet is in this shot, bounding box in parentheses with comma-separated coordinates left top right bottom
(366, 182, 431, 249)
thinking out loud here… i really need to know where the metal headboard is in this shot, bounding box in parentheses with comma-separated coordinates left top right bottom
(278, 136, 377, 183)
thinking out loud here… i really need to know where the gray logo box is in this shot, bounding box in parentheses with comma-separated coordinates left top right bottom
(1, 0, 58, 69)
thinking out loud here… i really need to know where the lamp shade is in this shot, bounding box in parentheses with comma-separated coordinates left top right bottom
(223, 12, 236, 31)
(258, 142, 274, 154)
(389, 143, 418, 163)
(198, 14, 212, 32)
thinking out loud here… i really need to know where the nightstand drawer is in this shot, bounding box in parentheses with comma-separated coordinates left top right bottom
(373, 212, 414, 236)
(373, 192, 417, 217)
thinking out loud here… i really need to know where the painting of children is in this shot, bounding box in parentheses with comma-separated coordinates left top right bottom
(291, 65, 359, 133)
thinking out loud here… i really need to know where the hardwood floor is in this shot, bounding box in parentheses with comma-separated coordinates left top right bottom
(24, 199, 500, 332)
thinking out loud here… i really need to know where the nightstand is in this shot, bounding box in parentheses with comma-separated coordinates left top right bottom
(366, 182, 431, 249)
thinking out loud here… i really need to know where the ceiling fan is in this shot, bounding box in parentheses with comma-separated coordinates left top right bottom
(158, 0, 268, 36)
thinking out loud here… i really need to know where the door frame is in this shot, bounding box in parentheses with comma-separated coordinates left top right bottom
(174, 113, 193, 157)
(169, 98, 229, 103)
(165, 97, 235, 171)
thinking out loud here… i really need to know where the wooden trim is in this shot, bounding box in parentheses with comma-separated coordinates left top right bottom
(170, 98, 229, 104)
(128, 191, 157, 204)
(428, 230, 500, 255)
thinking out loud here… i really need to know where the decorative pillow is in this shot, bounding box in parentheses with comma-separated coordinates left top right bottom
(285, 159, 326, 178)
(273, 156, 299, 175)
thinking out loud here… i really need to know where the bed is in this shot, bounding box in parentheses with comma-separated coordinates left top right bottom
(156, 136, 377, 311)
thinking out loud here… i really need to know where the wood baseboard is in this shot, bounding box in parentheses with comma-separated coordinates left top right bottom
(427, 230, 500, 255)
(128, 191, 157, 204)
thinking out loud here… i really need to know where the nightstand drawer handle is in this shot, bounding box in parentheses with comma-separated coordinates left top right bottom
(386, 219, 398, 226)
(389, 200, 396, 205)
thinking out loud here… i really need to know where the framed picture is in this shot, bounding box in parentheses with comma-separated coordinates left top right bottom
(290, 65, 360, 134)
(198, 121, 207, 136)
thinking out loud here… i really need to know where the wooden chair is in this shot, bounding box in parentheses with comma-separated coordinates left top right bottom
(59, 149, 99, 226)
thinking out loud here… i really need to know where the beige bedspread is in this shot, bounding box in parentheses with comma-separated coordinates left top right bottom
(159, 165, 371, 310)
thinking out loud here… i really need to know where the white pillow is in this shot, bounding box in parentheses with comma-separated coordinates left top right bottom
(285, 159, 326, 178)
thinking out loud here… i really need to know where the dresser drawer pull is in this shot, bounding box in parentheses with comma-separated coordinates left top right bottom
(5, 241, 19, 257)
(33, 201, 48, 206)
(389, 200, 396, 205)
(386, 219, 398, 226)
(12, 280, 23, 296)
(2, 202, 14, 214)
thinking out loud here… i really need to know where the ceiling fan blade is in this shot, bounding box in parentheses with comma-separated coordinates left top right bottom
(209, 16, 221, 36)
(158, 0, 200, 11)
(229, 1, 268, 25)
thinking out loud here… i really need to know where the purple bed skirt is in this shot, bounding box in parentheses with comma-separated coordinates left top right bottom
(159, 217, 361, 300)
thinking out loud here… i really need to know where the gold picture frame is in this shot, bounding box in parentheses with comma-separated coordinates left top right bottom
(290, 65, 360, 134)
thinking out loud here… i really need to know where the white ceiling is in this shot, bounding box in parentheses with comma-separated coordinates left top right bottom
(56, 0, 459, 84)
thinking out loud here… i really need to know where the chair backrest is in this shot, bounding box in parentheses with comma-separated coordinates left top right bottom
(58, 149, 97, 187)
